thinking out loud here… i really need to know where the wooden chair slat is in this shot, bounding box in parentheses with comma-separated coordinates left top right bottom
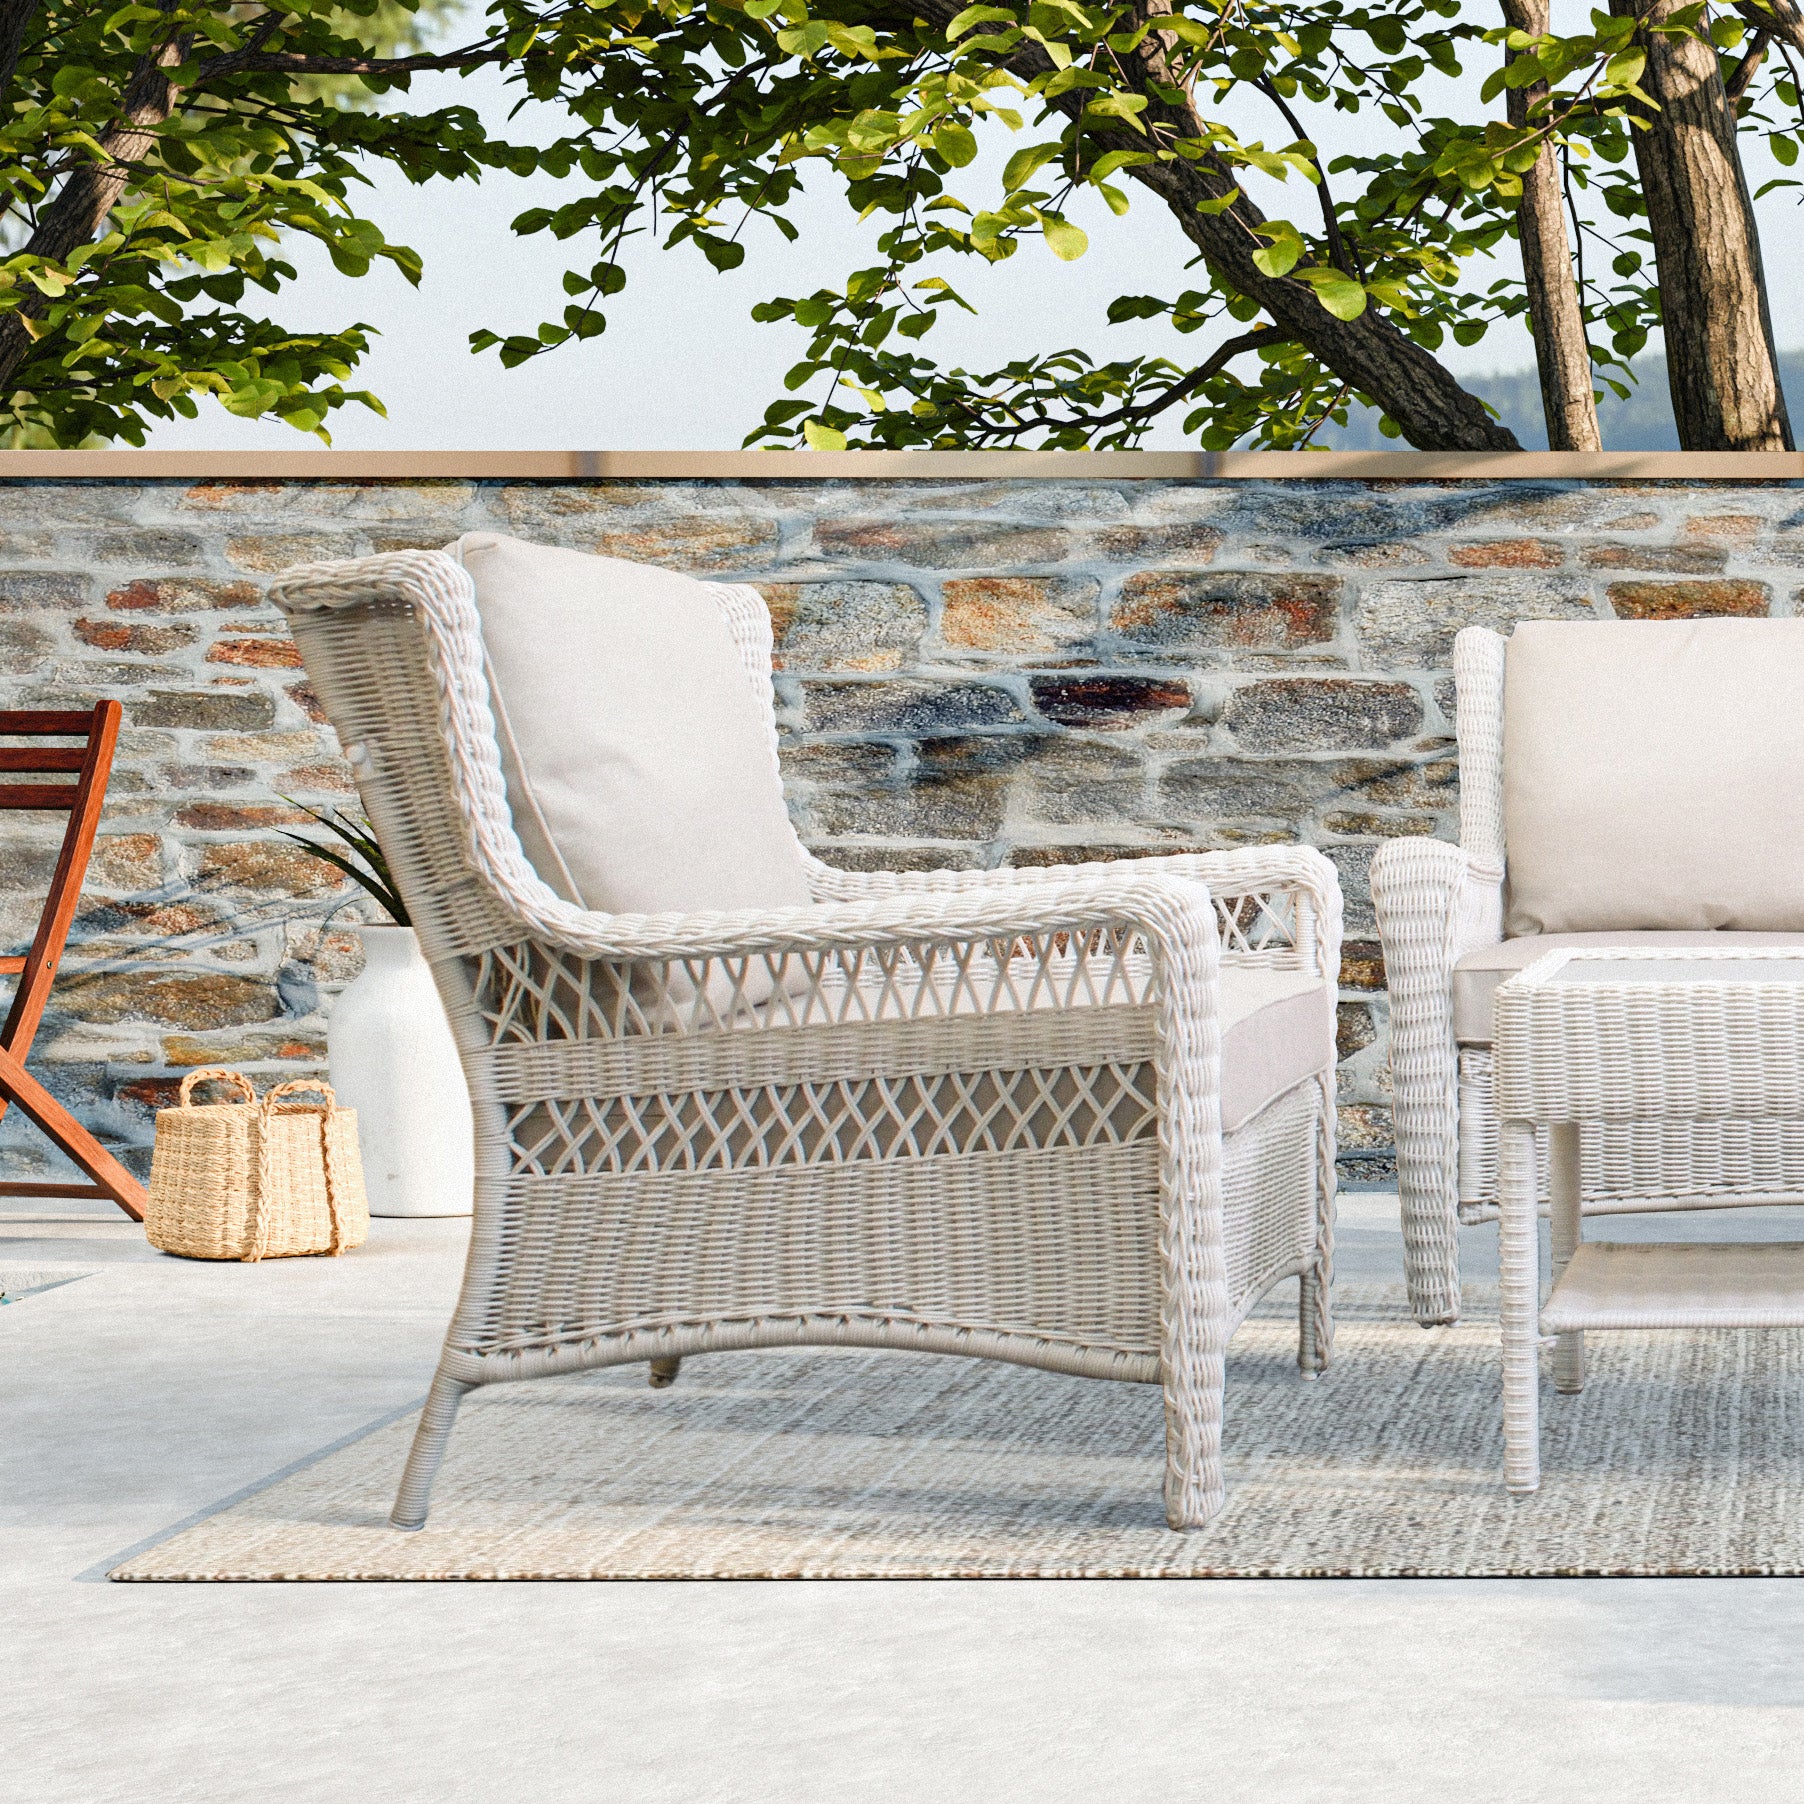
(0, 711, 103, 735)
(0, 747, 88, 772)
(0, 783, 82, 810)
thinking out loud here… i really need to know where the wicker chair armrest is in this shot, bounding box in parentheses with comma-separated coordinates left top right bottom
(807, 844, 1340, 988)
(502, 867, 1223, 970)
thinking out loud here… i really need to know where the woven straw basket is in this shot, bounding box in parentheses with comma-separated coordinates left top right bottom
(145, 1069, 370, 1262)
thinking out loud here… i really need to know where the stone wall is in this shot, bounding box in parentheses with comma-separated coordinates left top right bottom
(2, 471, 1798, 1186)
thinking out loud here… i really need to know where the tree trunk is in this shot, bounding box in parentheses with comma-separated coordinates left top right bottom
(1611, 0, 1791, 449)
(909, 0, 1521, 450)
(1502, 0, 1601, 449)
(0, 46, 180, 392)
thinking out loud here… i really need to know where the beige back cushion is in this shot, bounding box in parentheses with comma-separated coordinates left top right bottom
(450, 532, 812, 916)
(1503, 619, 1804, 935)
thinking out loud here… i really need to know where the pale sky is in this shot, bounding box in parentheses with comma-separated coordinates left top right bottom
(141, 21, 1804, 452)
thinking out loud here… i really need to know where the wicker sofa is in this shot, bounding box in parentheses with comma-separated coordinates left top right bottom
(271, 537, 1342, 1532)
(1372, 618, 1804, 1327)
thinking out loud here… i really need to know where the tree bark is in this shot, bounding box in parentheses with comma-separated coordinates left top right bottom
(1502, 0, 1601, 449)
(1611, 0, 1791, 449)
(905, 0, 1519, 449)
(0, 45, 180, 391)
(0, 0, 40, 103)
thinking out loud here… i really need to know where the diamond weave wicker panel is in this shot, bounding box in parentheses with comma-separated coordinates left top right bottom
(505, 1060, 1159, 1175)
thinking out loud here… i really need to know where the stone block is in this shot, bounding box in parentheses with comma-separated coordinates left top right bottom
(1336, 1002, 1377, 1060)
(162, 1030, 329, 1067)
(0, 620, 52, 667)
(174, 803, 312, 831)
(1582, 543, 1728, 574)
(587, 516, 778, 571)
(1015, 739, 1145, 827)
(1340, 940, 1385, 990)
(783, 742, 901, 784)
(87, 834, 164, 891)
(1683, 513, 1764, 540)
(1028, 674, 1190, 730)
(87, 528, 205, 565)
(74, 618, 197, 655)
(807, 842, 986, 873)
(1447, 540, 1563, 569)
(760, 581, 927, 672)
(1324, 842, 1376, 931)
(814, 519, 1071, 568)
(57, 971, 280, 1029)
(1091, 521, 1224, 562)
(940, 576, 1100, 653)
(1110, 572, 1340, 651)
(1357, 575, 1593, 666)
(207, 635, 303, 668)
(802, 679, 1024, 734)
(286, 679, 328, 723)
(178, 480, 290, 512)
(1606, 580, 1770, 619)
(203, 731, 323, 761)
(225, 533, 358, 573)
(1222, 679, 1422, 752)
(1005, 839, 1208, 866)
(1315, 540, 1431, 568)
(198, 841, 342, 896)
(134, 690, 276, 731)
(1321, 810, 1436, 838)
(1157, 758, 1335, 824)
(0, 572, 86, 611)
(106, 577, 261, 612)
(1334, 755, 1459, 812)
(156, 763, 256, 792)
(280, 762, 355, 795)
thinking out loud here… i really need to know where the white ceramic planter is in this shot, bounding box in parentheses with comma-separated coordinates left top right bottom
(328, 924, 474, 1217)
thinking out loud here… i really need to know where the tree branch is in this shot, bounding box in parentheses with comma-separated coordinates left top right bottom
(1254, 78, 1363, 279)
(952, 325, 1290, 442)
(187, 41, 512, 85)
(908, 0, 1517, 447)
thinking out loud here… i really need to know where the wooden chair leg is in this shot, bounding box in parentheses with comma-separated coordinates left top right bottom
(0, 1047, 146, 1221)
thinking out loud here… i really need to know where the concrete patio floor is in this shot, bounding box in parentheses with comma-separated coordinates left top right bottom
(6, 1191, 1804, 1803)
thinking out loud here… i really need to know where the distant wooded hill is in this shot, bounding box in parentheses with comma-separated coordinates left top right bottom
(1319, 352, 1804, 450)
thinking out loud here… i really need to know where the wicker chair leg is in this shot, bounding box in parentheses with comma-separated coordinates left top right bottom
(1297, 1262, 1332, 1379)
(390, 1371, 473, 1531)
(1160, 1360, 1226, 1530)
(1499, 1119, 1542, 1495)
(1397, 1163, 1461, 1328)
(648, 1356, 682, 1389)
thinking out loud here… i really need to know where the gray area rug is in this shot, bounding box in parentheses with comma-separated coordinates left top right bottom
(111, 1285, 1804, 1580)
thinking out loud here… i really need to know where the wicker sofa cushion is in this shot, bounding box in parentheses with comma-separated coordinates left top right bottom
(1452, 930, 1804, 1045)
(1502, 619, 1804, 935)
(449, 532, 813, 916)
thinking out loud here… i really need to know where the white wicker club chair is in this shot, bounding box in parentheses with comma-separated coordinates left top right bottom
(269, 536, 1342, 1532)
(1373, 618, 1804, 1326)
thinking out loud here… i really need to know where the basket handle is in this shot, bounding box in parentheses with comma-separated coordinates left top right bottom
(248, 1077, 347, 1262)
(260, 1078, 338, 1117)
(178, 1068, 256, 1108)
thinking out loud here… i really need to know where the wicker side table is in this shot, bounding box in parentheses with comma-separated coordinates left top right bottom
(1493, 948, 1804, 1493)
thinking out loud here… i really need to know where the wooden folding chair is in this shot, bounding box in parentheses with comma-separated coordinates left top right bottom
(0, 703, 147, 1220)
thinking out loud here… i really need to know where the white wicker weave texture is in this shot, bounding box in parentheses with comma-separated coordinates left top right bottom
(1493, 948, 1804, 1493)
(1371, 624, 1804, 1328)
(269, 550, 1343, 1533)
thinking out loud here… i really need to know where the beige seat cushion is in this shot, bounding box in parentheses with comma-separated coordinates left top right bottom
(1503, 620, 1804, 936)
(449, 532, 812, 915)
(1215, 967, 1333, 1133)
(1453, 931, 1804, 1045)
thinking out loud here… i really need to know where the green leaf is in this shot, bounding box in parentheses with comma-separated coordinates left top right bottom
(1292, 267, 1367, 320)
(1038, 213, 1089, 260)
(1003, 143, 1064, 191)
(1250, 222, 1304, 279)
(802, 419, 848, 449)
(935, 123, 979, 167)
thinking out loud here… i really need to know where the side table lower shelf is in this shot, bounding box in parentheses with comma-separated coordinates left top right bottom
(1541, 1241, 1804, 1331)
